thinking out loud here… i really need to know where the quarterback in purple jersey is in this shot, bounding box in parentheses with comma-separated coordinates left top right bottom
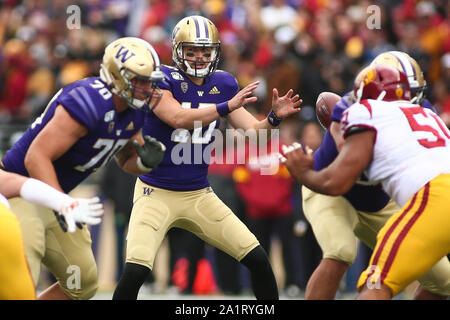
(1, 37, 166, 300)
(113, 16, 302, 300)
(282, 51, 450, 300)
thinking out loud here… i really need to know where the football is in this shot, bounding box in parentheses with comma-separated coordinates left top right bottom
(315, 92, 341, 129)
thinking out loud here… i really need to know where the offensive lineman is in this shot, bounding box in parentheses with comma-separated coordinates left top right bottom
(301, 51, 450, 299)
(283, 64, 450, 299)
(1, 37, 166, 299)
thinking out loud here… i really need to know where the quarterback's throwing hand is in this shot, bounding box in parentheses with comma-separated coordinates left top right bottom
(59, 197, 104, 233)
(271, 88, 303, 119)
(133, 135, 166, 172)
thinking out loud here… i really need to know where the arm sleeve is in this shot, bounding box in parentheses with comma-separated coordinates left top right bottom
(421, 99, 437, 113)
(313, 130, 339, 170)
(20, 178, 72, 212)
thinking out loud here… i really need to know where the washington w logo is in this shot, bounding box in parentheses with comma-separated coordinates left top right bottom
(115, 46, 136, 63)
(143, 187, 154, 196)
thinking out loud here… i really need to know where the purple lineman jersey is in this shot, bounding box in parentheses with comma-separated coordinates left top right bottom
(139, 65, 239, 191)
(2, 77, 144, 193)
(312, 96, 391, 212)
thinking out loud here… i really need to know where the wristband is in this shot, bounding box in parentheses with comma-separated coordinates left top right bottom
(137, 156, 153, 173)
(216, 101, 230, 117)
(267, 110, 282, 127)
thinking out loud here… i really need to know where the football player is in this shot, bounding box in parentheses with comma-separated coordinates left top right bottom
(294, 51, 450, 299)
(0, 37, 166, 300)
(112, 16, 302, 300)
(283, 64, 450, 299)
(0, 169, 103, 299)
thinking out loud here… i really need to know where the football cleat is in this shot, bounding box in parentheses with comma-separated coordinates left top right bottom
(171, 16, 221, 78)
(100, 37, 164, 111)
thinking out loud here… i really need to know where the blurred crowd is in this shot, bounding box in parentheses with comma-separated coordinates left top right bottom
(1, 0, 449, 129)
(0, 0, 449, 297)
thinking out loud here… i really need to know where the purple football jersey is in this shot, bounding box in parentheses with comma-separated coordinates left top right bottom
(139, 65, 239, 191)
(2, 77, 144, 193)
(314, 130, 390, 212)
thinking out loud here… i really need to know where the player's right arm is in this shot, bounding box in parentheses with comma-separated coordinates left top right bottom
(0, 169, 103, 232)
(152, 82, 259, 130)
(329, 121, 344, 151)
(24, 105, 88, 192)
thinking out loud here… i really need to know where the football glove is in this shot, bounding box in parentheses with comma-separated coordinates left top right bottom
(330, 91, 357, 123)
(133, 135, 166, 172)
(55, 197, 104, 233)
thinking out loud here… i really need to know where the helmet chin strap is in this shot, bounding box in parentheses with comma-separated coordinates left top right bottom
(376, 90, 387, 101)
(100, 64, 119, 94)
(355, 82, 365, 103)
(129, 98, 146, 109)
(121, 90, 146, 110)
(410, 90, 423, 104)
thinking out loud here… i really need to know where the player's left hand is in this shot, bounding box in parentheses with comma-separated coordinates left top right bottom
(58, 197, 104, 233)
(278, 142, 314, 181)
(271, 88, 303, 119)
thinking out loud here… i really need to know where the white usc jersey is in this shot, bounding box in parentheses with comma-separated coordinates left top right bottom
(341, 99, 450, 206)
(0, 193, 10, 208)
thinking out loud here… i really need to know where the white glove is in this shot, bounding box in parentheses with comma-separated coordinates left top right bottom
(59, 197, 104, 233)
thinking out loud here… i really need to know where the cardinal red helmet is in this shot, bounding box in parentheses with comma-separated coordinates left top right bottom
(353, 64, 411, 103)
